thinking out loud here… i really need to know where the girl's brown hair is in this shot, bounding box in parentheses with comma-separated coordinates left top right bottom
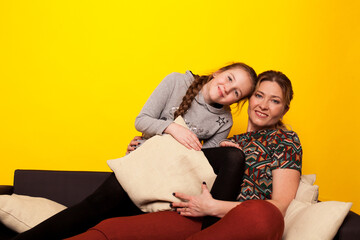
(174, 62, 257, 119)
(255, 70, 294, 129)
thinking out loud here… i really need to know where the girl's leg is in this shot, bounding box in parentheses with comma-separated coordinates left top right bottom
(186, 200, 284, 240)
(14, 173, 143, 240)
(201, 147, 245, 229)
(65, 211, 202, 240)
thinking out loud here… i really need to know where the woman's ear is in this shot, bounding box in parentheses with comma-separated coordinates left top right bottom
(282, 107, 289, 118)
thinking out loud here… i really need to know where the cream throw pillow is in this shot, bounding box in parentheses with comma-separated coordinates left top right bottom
(0, 194, 66, 233)
(283, 200, 352, 240)
(283, 174, 352, 240)
(107, 116, 217, 212)
(295, 174, 319, 204)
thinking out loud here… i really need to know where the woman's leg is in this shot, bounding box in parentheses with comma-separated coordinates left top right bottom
(14, 173, 143, 240)
(201, 147, 245, 229)
(186, 200, 284, 240)
(65, 211, 202, 240)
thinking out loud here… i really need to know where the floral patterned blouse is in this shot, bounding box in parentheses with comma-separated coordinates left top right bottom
(228, 129, 302, 201)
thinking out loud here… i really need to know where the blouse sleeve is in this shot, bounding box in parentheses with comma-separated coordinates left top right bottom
(270, 131, 302, 173)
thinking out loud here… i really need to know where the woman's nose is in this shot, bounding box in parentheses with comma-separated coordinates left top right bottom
(259, 100, 269, 109)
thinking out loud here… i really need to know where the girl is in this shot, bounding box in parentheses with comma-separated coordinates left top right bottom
(14, 63, 257, 240)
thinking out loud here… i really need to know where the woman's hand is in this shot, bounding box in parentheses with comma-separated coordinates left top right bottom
(126, 136, 143, 154)
(164, 123, 202, 151)
(171, 182, 216, 217)
(219, 140, 241, 149)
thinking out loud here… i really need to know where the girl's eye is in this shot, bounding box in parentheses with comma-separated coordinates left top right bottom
(255, 93, 262, 98)
(234, 91, 239, 98)
(228, 76, 232, 82)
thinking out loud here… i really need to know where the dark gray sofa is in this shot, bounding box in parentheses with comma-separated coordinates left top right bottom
(0, 170, 359, 239)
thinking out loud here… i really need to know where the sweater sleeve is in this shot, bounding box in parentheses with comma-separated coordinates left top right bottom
(135, 73, 178, 137)
(202, 126, 232, 148)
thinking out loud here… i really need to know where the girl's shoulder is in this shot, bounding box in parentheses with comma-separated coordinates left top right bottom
(163, 71, 195, 87)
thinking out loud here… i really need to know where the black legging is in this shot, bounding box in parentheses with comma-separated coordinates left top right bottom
(14, 147, 245, 240)
(201, 147, 245, 229)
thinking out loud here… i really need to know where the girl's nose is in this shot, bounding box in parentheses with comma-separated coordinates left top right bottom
(224, 84, 232, 95)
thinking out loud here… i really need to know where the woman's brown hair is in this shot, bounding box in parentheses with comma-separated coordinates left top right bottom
(255, 70, 294, 129)
(174, 63, 257, 119)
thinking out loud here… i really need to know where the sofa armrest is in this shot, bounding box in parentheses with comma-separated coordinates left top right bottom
(0, 185, 13, 195)
(334, 211, 360, 240)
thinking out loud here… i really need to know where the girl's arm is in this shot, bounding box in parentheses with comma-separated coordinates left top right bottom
(134, 72, 202, 150)
(172, 168, 300, 218)
(202, 127, 232, 149)
(135, 73, 178, 137)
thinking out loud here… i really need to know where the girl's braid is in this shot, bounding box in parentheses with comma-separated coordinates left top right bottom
(174, 74, 212, 119)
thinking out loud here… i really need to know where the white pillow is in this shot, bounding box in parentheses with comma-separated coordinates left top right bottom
(283, 175, 352, 240)
(107, 116, 216, 212)
(283, 199, 352, 240)
(295, 174, 319, 204)
(0, 194, 67, 233)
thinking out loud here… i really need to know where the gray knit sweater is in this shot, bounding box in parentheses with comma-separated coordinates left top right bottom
(135, 71, 233, 148)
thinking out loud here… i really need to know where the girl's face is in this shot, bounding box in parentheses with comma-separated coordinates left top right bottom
(203, 68, 254, 106)
(247, 81, 288, 132)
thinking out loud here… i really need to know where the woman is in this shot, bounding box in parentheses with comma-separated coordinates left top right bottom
(14, 63, 257, 240)
(66, 70, 302, 240)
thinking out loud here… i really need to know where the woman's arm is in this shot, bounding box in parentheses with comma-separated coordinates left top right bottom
(172, 168, 300, 218)
(126, 136, 143, 154)
(172, 183, 241, 218)
(266, 168, 300, 216)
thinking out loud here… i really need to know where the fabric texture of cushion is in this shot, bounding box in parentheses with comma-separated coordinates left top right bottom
(0, 194, 66, 233)
(294, 174, 318, 204)
(283, 174, 352, 240)
(107, 116, 216, 212)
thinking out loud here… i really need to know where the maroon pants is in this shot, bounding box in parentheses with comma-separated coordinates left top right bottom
(66, 200, 284, 240)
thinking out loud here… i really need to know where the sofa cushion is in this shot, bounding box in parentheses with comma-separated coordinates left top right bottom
(294, 174, 318, 204)
(283, 199, 352, 240)
(0, 194, 66, 233)
(284, 174, 352, 240)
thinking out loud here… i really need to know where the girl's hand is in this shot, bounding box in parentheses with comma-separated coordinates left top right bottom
(164, 123, 202, 151)
(219, 140, 241, 149)
(126, 136, 143, 154)
(171, 182, 216, 217)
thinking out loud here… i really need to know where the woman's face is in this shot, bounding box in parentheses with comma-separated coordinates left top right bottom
(247, 81, 288, 132)
(203, 68, 253, 106)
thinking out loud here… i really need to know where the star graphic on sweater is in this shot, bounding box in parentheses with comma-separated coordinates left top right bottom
(216, 116, 226, 126)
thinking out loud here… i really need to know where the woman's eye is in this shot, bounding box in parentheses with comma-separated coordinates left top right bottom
(228, 76, 232, 82)
(255, 93, 262, 98)
(272, 99, 280, 104)
(234, 91, 239, 98)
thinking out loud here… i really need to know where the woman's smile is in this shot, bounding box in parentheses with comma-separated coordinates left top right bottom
(254, 110, 268, 118)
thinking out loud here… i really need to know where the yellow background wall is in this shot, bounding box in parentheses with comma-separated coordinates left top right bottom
(1, 0, 359, 214)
